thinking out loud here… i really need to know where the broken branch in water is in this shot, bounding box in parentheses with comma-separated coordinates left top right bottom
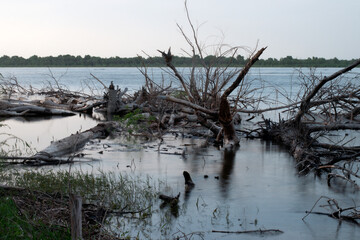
(212, 229, 284, 234)
(303, 196, 360, 225)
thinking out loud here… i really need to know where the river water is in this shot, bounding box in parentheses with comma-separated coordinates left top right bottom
(1, 67, 360, 239)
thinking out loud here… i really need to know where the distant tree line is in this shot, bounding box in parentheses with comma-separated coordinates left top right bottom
(0, 54, 357, 68)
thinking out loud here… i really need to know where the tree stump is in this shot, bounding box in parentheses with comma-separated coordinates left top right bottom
(70, 194, 83, 240)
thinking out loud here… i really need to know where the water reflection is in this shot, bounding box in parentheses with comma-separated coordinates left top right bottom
(2, 116, 360, 239)
(0, 114, 98, 152)
(219, 147, 238, 196)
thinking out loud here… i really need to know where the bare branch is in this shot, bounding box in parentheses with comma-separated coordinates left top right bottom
(294, 59, 360, 124)
(308, 123, 360, 133)
(221, 47, 267, 99)
(158, 95, 217, 117)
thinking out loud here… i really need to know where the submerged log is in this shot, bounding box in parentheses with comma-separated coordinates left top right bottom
(30, 122, 116, 164)
(0, 99, 75, 116)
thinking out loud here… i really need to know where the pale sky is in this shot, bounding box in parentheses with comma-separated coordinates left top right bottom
(0, 0, 359, 60)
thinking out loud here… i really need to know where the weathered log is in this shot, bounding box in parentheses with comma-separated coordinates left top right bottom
(72, 100, 105, 113)
(0, 109, 30, 116)
(31, 122, 116, 163)
(308, 123, 360, 133)
(221, 47, 267, 99)
(293, 58, 360, 125)
(0, 155, 98, 166)
(212, 229, 284, 234)
(107, 87, 117, 114)
(0, 99, 75, 116)
(70, 194, 83, 240)
(9, 105, 75, 116)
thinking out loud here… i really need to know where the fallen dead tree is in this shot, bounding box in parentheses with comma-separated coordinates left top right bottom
(137, 2, 267, 146)
(22, 122, 116, 165)
(0, 184, 120, 239)
(258, 59, 360, 181)
(0, 99, 76, 116)
(0, 70, 132, 117)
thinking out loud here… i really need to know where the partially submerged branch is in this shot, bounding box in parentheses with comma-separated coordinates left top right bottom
(293, 59, 360, 124)
(221, 47, 267, 99)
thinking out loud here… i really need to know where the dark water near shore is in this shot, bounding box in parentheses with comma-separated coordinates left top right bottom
(1, 67, 360, 239)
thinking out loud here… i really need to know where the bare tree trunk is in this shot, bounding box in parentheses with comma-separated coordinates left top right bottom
(219, 98, 239, 145)
(218, 47, 266, 145)
(70, 194, 83, 240)
(107, 88, 117, 114)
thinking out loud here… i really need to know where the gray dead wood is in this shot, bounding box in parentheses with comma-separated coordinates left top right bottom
(158, 95, 218, 117)
(31, 122, 115, 163)
(0, 99, 75, 116)
(262, 59, 360, 173)
(218, 47, 267, 145)
(70, 194, 83, 240)
(293, 58, 360, 125)
(107, 88, 118, 113)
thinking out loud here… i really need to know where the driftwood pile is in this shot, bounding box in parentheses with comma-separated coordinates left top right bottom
(258, 59, 360, 186)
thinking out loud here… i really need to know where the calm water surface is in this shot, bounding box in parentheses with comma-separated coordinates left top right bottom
(1, 67, 360, 239)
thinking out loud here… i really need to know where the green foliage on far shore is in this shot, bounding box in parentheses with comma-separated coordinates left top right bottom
(0, 54, 357, 68)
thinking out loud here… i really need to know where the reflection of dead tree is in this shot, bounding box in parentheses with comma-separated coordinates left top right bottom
(303, 196, 360, 225)
(261, 59, 360, 182)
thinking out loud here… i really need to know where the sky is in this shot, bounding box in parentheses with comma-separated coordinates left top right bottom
(0, 0, 359, 60)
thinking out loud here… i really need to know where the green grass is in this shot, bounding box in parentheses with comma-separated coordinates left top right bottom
(3, 169, 158, 211)
(0, 169, 162, 239)
(0, 197, 70, 240)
